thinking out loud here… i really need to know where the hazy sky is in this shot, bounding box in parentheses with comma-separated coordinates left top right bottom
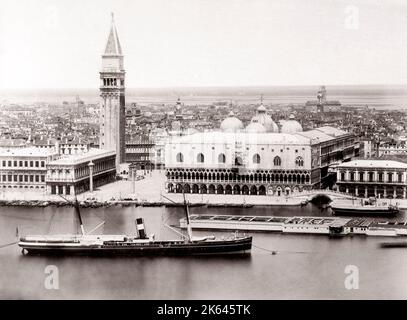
(1, 0, 407, 89)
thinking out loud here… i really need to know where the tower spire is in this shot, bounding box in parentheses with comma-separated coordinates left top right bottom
(104, 12, 122, 56)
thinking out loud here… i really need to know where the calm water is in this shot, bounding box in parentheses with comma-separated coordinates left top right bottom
(0, 204, 407, 299)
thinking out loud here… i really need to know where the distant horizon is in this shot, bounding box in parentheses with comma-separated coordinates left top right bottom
(2, 83, 407, 91)
(3, 84, 407, 110)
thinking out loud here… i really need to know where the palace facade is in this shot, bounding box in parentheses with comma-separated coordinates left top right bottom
(165, 106, 355, 196)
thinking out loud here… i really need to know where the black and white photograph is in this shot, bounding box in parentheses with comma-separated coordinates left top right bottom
(1, 0, 407, 304)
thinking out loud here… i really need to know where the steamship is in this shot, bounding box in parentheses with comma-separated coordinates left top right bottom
(18, 194, 252, 256)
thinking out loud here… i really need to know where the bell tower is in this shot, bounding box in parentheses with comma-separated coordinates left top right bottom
(100, 13, 126, 169)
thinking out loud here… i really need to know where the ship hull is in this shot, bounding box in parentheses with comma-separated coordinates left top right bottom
(19, 237, 252, 256)
(331, 207, 399, 216)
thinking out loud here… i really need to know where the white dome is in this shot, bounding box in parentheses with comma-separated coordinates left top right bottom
(251, 108, 278, 133)
(246, 121, 267, 133)
(220, 111, 244, 132)
(281, 114, 303, 133)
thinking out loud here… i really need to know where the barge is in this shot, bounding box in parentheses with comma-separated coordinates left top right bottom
(180, 214, 407, 237)
(330, 198, 399, 216)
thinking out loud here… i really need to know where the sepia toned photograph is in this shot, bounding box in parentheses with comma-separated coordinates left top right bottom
(1, 0, 407, 304)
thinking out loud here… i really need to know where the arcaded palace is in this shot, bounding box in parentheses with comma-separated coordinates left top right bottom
(165, 104, 355, 196)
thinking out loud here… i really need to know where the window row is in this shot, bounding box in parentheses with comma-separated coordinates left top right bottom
(340, 171, 404, 183)
(1, 174, 45, 183)
(176, 153, 304, 167)
(1, 160, 45, 168)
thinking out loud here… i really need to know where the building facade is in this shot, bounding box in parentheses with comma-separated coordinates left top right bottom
(0, 148, 59, 192)
(378, 142, 407, 157)
(336, 159, 407, 199)
(99, 14, 126, 169)
(32, 136, 90, 155)
(46, 149, 116, 195)
(125, 136, 155, 170)
(165, 109, 355, 196)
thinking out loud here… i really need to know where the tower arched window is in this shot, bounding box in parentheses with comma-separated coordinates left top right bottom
(273, 156, 281, 166)
(197, 153, 204, 163)
(176, 153, 183, 163)
(295, 156, 304, 167)
(218, 153, 226, 163)
(253, 154, 261, 164)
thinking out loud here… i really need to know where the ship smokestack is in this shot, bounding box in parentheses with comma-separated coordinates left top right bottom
(135, 218, 147, 239)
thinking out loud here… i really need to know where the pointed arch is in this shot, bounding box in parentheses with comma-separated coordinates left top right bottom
(253, 153, 261, 164)
(176, 152, 184, 163)
(295, 156, 304, 167)
(218, 153, 226, 163)
(225, 185, 232, 194)
(217, 185, 224, 194)
(197, 153, 204, 163)
(208, 184, 216, 194)
(233, 185, 241, 194)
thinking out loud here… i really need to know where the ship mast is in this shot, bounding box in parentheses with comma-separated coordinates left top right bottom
(73, 190, 85, 236)
(58, 186, 85, 236)
(182, 181, 193, 242)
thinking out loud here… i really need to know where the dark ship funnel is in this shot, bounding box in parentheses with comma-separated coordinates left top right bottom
(135, 218, 147, 239)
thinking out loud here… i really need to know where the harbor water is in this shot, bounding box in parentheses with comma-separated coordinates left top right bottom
(1, 204, 407, 299)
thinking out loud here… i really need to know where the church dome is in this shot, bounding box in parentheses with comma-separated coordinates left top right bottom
(220, 111, 244, 132)
(257, 104, 267, 113)
(251, 104, 278, 133)
(246, 121, 267, 133)
(281, 114, 303, 133)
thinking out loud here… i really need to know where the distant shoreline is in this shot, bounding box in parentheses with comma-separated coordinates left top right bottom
(2, 84, 407, 108)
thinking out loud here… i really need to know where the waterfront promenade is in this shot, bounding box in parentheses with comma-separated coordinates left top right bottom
(0, 171, 303, 206)
(2, 170, 407, 208)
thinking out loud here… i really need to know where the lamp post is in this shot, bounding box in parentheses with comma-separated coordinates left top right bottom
(88, 161, 94, 193)
(129, 162, 137, 195)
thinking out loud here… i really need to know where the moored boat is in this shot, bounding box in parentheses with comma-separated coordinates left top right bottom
(330, 197, 399, 216)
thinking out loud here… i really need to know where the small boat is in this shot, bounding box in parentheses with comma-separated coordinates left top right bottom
(330, 197, 399, 216)
(380, 241, 407, 248)
(19, 191, 252, 256)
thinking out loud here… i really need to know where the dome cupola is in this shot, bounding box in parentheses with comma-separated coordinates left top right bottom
(250, 104, 278, 133)
(281, 114, 303, 133)
(220, 111, 244, 132)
